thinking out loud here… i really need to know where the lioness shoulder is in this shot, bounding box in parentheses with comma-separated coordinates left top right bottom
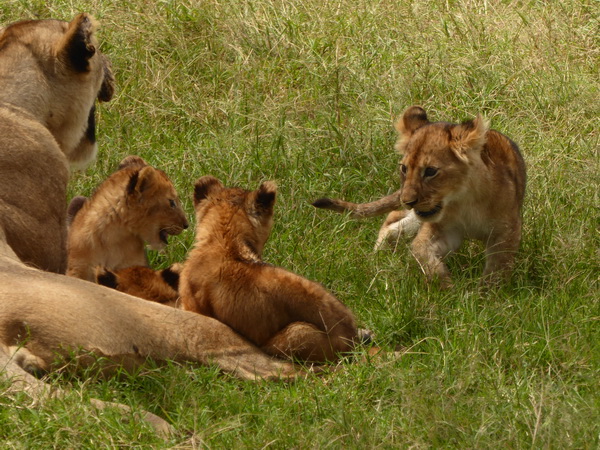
(180, 176, 358, 363)
(67, 156, 188, 281)
(313, 106, 526, 286)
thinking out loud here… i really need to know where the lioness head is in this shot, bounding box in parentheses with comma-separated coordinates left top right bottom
(394, 106, 490, 222)
(0, 13, 115, 168)
(192, 176, 276, 258)
(123, 158, 189, 250)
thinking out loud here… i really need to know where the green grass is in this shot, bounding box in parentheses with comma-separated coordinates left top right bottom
(1, 0, 599, 447)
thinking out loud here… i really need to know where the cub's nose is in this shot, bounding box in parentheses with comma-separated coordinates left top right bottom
(183, 221, 189, 230)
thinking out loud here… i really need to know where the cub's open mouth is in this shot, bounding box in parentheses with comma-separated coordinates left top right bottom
(159, 229, 169, 244)
(159, 226, 186, 245)
(415, 205, 442, 218)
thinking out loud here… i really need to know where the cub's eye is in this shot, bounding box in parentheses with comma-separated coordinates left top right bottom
(400, 164, 407, 175)
(424, 167, 438, 177)
(169, 199, 176, 208)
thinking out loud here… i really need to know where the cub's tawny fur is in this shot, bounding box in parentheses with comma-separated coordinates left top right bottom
(67, 156, 189, 281)
(180, 176, 359, 363)
(314, 106, 526, 286)
(0, 13, 114, 273)
(96, 264, 182, 307)
(0, 16, 302, 437)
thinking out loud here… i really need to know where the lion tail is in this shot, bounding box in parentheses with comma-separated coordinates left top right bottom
(312, 189, 403, 219)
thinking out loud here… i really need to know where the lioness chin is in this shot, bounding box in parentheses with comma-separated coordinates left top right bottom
(180, 176, 359, 363)
(313, 106, 526, 287)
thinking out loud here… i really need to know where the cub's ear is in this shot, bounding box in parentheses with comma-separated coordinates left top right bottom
(395, 106, 429, 135)
(118, 155, 147, 171)
(193, 176, 224, 206)
(252, 181, 277, 215)
(394, 106, 429, 154)
(126, 166, 157, 196)
(96, 267, 118, 289)
(67, 195, 88, 225)
(58, 13, 99, 72)
(450, 114, 489, 162)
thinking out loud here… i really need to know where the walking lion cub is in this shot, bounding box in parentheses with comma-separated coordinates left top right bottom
(67, 156, 188, 281)
(314, 106, 526, 287)
(180, 176, 359, 363)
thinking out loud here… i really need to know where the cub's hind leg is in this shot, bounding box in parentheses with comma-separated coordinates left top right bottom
(482, 221, 522, 285)
(262, 322, 354, 364)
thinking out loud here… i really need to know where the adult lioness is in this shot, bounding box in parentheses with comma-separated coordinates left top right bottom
(0, 13, 114, 273)
(67, 155, 189, 281)
(313, 106, 526, 286)
(180, 176, 359, 363)
(0, 15, 300, 436)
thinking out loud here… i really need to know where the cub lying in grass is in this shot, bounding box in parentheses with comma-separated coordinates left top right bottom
(179, 176, 359, 363)
(96, 264, 181, 307)
(67, 156, 188, 281)
(314, 106, 526, 287)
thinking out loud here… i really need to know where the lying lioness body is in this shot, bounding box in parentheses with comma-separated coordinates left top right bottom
(180, 177, 359, 363)
(314, 106, 526, 286)
(0, 14, 299, 436)
(67, 155, 188, 281)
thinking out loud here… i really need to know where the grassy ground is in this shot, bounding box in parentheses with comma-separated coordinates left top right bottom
(1, 0, 598, 447)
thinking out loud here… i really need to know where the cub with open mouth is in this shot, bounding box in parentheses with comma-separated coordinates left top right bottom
(67, 155, 188, 282)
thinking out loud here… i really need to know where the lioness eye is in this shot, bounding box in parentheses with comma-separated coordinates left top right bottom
(400, 164, 407, 175)
(424, 167, 438, 177)
(169, 199, 176, 208)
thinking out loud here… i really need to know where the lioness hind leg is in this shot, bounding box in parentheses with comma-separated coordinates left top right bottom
(262, 322, 354, 364)
(7, 346, 49, 376)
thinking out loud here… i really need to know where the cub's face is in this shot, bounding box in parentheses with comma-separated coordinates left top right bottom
(394, 106, 489, 222)
(125, 166, 189, 250)
(192, 176, 276, 257)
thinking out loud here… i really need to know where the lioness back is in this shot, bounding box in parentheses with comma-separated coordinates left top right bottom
(67, 156, 188, 282)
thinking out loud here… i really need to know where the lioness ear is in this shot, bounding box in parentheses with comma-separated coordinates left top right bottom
(394, 106, 429, 154)
(58, 13, 99, 72)
(98, 55, 115, 102)
(126, 166, 157, 196)
(450, 114, 489, 162)
(252, 181, 277, 215)
(193, 176, 224, 206)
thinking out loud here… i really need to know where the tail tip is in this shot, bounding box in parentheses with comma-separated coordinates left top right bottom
(312, 198, 334, 209)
